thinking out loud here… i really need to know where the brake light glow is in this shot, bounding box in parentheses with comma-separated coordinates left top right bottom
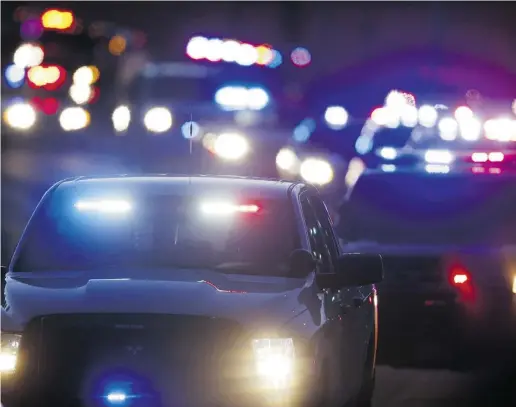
(449, 265, 475, 301)
(452, 273, 469, 285)
(200, 202, 260, 215)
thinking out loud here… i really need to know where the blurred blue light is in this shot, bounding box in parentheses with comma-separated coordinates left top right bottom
(293, 124, 311, 143)
(181, 121, 200, 139)
(268, 50, 283, 68)
(300, 118, 316, 132)
(355, 136, 373, 155)
(5, 64, 25, 88)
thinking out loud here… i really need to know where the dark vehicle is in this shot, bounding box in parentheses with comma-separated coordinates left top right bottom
(2, 175, 382, 407)
(337, 169, 516, 366)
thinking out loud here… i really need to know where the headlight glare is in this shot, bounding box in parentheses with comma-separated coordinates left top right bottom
(1, 333, 21, 373)
(252, 338, 295, 385)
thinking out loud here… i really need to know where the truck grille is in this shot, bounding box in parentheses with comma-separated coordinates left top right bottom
(15, 314, 248, 407)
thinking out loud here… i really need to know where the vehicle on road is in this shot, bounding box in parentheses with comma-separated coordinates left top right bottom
(336, 169, 516, 365)
(1, 174, 383, 407)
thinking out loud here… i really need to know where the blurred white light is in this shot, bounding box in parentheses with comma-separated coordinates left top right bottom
(488, 152, 504, 162)
(438, 118, 458, 141)
(276, 148, 298, 172)
(143, 107, 173, 133)
(424, 149, 454, 165)
(75, 200, 131, 213)
(72, 66, 96, 85)
(324, 106, 348, 130)
(215, 86, 248, 110)
(299, 158, 334, 186)
(213, 132, 249, 161)
(186, 36, 209, 60)
(221, 40, 241, 62)
(69, 84, 93, 105)
(181, 121, 200, 139)
(5, 65, 26, 86)
(247, 88, 269, 110)
(112, 105, 131, 132)
(471, 152, 488, 163)
(106, 392, 127, 403)
(385, 112, 401, 129)
(371, 107, 390, 126)
(378, 147, 397, 160)
(3, 102, 37, 130)
(418, 105, 438, 128)
(484, 118, 515, 142)
(59, 107, 90, 131)
(454, 106, 473, 122)
(400, 105, 418, 127)
(205, 39, 224, 62)
(459, 117, 482, 141)
(385, 91, 407, 111)
(13, 43, 44, 68)
(235, 44, 258, 66)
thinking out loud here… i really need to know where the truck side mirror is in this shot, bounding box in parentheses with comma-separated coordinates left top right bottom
(289, 249, 317, 278)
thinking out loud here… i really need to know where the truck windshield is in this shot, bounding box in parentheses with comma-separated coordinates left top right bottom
(13, 187, 299, 275)
(337, 172, 516, 246)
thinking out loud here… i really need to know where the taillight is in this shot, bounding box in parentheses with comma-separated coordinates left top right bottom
(448, 265, 475, 301)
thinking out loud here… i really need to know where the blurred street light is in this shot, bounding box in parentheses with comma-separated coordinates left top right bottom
(214, 86, 269, 111)
(213, 132, 249, 161)
(3, 102, 37, 130)
(13, 43, 44, 69)
(300, 158, 334, 186)
(418, 105, 438, 128)
(59, 107, 90, 131)
(143, 107, 173, 133)
(324, 106, 348, 130)
(4, 65, 25, 88)
(109, 35, 127, 56)
(112, 106, 131, 132)
(69, 84, 93, 105)
(73, 66, 100, 85)
(276, 148, 298, 173)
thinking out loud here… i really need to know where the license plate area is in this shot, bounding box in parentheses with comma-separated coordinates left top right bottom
(34, 314, 245, 405)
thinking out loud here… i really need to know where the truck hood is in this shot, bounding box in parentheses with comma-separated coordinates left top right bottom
(4, 268, 317, 333)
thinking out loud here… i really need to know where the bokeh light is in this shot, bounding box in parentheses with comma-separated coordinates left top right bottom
(59, 107, 90, 131)
(299, 158, 334, 185)
(13, 43, 44, 69)
(276, 148, 298, 172)
(69, 84, 94, 105)
(324, 106, 348, 130)
(213, 132, 250, 161)
(73, 66, 100, 85)
(112, 105, 131, 133)
(3, 102, 37, 130)
(290, 47, 311, 67)
(109, 35, 127, 56)
(143, 107, 173, 133)
(418, 105, 438, 128)
(41, 9, 74, 30)
(20, 18, 44, 40)
(4, 65, 25, 88)
(181, 121, 201, 139)
(27, 65, 62, 88)
(185, 36, 281, 68)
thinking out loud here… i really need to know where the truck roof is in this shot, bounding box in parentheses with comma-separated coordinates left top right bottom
(56, 174, 303, 199)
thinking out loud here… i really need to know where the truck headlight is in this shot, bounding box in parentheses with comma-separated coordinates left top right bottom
(252, 338, 295, 385)
(1, 333, 21, 373)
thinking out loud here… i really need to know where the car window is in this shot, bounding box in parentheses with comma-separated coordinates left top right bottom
(308, 195, 341, 261)
(12, 187, 301, 277)
(300, 193, 334, 273)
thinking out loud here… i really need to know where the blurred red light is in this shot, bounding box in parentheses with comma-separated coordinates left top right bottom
(488, 152, 504, 162)
(88, 86, 101, 104)
(41, 98, 59, 115)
